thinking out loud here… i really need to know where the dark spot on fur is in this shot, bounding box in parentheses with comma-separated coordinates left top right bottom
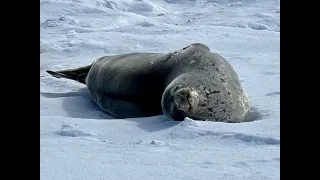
(220, 77, 226, 82)
(221, 102, 225, 104)
(209, 111, 216, 117)
(197, 67, 207, 71)
(199, 103, 207, 107)
(216, 118, 223, 122)
(212, 90, 220, 93)
(208, 108, 213, 112)
(204, 87, 210, 97)
(210, 63, 215, 67)
(228, 91, 231, 95)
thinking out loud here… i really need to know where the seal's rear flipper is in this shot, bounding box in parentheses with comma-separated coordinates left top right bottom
(46, 70, 65, 78)
(46, 64, 92, 84)
(77, 73, 87, 84)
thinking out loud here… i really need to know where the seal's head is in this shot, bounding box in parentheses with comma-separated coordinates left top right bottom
(161, 83, 208, 121)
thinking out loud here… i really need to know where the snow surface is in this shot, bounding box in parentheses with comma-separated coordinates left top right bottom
(40, 0, 280, 179)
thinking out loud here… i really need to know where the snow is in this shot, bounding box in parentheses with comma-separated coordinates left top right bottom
(40, 0, 280, 179)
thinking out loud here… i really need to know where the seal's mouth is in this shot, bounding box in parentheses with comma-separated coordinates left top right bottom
(186, 92, 192, 111)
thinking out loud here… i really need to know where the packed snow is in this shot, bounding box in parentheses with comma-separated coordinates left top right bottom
(40, 0, 280, 179)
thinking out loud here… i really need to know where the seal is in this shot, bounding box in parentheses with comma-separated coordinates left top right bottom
(46, 43, 250, 122)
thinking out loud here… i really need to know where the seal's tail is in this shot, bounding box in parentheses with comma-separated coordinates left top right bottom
(46, 64, 92, 84)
